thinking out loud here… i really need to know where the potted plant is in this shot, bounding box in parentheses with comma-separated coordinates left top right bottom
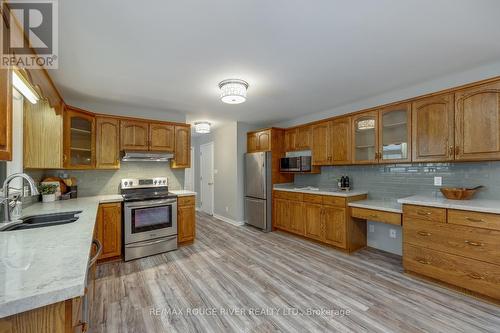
(38, 184, 58, 203)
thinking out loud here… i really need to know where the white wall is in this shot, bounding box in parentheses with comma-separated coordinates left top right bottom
(6, 89, 24, 191)
(65, 97, 186, 123)
(274, 60, 500, 128)
(193, 121, 257, 224)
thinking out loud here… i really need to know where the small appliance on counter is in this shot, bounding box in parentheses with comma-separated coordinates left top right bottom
(280, 156, 312, 172)
(120, 177, 178, 261)
(337, 175, 351, 191)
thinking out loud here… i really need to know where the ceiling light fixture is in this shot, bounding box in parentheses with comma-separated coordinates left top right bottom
(12, 71, 39, 104)
(194, 121, 211, 134)
(219, 79, 249, 104)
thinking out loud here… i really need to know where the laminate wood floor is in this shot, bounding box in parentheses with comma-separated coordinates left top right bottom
(92, 212, 500, 333)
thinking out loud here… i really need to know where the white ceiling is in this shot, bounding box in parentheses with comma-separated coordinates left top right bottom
(50, 0, 500, 125)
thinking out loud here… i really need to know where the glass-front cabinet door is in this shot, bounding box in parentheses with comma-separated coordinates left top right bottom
(64, 108, 95, 168)
(352, 111, 378, 164)
(379, 103, 411, 163)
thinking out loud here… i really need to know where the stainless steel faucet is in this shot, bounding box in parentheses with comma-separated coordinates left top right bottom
(1, 173, 39, 222)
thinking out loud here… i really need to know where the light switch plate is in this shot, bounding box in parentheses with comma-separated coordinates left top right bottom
(369, 224, 375, 233)
(434, 176, 442, 186)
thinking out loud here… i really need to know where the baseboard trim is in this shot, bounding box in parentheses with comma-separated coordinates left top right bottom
(213, 213, 245, 226)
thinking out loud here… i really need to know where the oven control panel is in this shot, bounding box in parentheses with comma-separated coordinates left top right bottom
(121, 177, 168, 189)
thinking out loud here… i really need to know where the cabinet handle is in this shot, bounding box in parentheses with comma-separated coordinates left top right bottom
(468, 272, 485, 280)
(416, 258, 431, 265)
(417, 210, 431, 216)
(465, 217, 485, 223)
(417, 231, 431, 237)
(465, 240, 484, 247)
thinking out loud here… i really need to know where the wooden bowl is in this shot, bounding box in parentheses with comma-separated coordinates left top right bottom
(440, 187, 479, 200)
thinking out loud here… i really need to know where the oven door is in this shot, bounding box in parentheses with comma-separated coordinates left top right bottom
(124, 198, 177, 244)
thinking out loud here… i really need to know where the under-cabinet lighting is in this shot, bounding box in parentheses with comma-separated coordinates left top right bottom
(12, 71, 39, 104)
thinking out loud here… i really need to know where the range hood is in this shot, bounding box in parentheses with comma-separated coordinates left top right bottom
(122, 151, 174, 162)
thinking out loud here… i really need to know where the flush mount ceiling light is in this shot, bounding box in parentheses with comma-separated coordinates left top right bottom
(219, 79, 249, 104)
(194, 121, 211, 134)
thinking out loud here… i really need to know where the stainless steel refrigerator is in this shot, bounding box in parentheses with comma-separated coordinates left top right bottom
(245, 152, 272, 232)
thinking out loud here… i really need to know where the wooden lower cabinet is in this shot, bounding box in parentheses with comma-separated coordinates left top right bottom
(273, 190, 366, 252)
(95, 202, 122, 261)
(323, 206, 346, 248)
(304, 203, 322, 240)
(403, 204, 500, 300)
(177, 195, 196, 244)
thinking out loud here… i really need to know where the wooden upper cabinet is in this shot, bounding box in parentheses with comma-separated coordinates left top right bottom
(149, 123, 175, 152)
(24, 99, 63, 169)
(295, 126, 312, 150)
(0, 67, 12, 161)
(283, 126, 311, 151)
(171, 125, 191, 168)
(120, 120, 149, 151)
(96, 116, 120, 169)
(412, 94, 455, 162)
(247, 129, 272, 152)
(64, 108, 95, 169)
(312, 121, 332, 165)
(352, 111, 378, 164)
(331, 117, 352, 165)
(455, 81, 500, 161)
(378, 103, 411, 163)
(283, 129, 296, 152)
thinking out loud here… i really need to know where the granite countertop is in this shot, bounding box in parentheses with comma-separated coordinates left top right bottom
(273, 184, 368, 197)
(0, 194, 123, 318)
(170, 190, 197, 197)
(348, 199, 402, 214)
(397, 195, 500, 214)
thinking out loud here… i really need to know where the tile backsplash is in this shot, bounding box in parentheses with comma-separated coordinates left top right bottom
(294, 161, 500, 200)
(26, 161, 185, 197)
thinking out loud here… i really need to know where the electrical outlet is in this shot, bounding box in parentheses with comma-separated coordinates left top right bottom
(389, 229, 397, 239)
(369, 224, 375, 233)
(434, 176, 442, 186)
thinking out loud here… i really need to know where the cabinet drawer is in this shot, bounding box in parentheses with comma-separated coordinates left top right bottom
(448, 209, 500, 231)
(322, 196, 345, 207)
(273, 191, 303, 201)
(404, 217, 500, 265)
(403, 244, 500, 300)
(403, 205, 446, 223)
(351, 207, 401, 226)
(178, 196, 195, 207)
(303, 194, 322, 204)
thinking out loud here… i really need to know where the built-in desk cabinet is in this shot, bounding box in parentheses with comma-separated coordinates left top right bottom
(273, 191, 367, 251)
(402, 204, 500, 301)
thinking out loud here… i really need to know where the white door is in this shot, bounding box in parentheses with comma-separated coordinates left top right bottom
(200, 142, 214, 215)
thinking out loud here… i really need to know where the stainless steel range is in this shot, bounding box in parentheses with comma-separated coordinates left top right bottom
(121, 177, 178, 261)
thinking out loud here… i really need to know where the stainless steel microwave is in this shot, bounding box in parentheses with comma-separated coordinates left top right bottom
(280, 156, 312, 172)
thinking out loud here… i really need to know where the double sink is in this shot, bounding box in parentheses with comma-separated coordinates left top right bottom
(0, 211, 82, 231)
